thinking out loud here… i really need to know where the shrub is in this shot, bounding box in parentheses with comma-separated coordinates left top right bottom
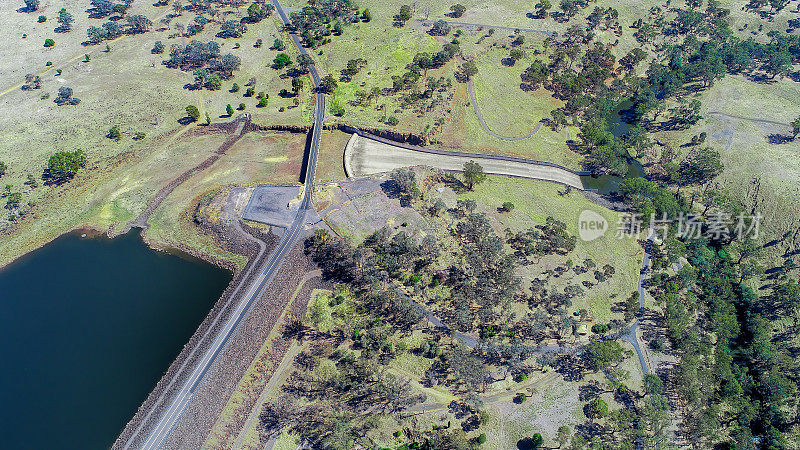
(38, 15, 46, 23)
(46, 149, 86, 181)
(205, 73, 222, 90)
(151, 40, 164, 54)
(237, 103, 246, 110)
(185, 105, 200, 121)
(0, 161, 6, 176)
(231, 82, 240, 92)
(257, 97, 268, 107)
(245, 87, 255, 97)
(273, 52, 292, 69)
(386, 116, 399, 126)
(451, 4, 466, 17)
(319, 74, 338, 93)
(43, 38, 54, 47)
(6, 192, 22, 209)
(226, 104, 233, 116)
(133, 131, 146, 140)
(53, 86, 78, 105)
(107, 126, 121, 141)
(477, 433, 487, 444)
(501, 201, 515, 212)
(329, 100, 345, 116)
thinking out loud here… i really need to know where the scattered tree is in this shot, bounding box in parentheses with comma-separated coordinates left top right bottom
(46, 149, 86, 181)
(56, 9, 73, 32)
(273, 52, 292, 69)
(450, 4, 466, 17)
(23, 0, 40, 12)
(430, 19, 451, 36)
(319, 74, 338, 93)
(107, 126, 121, 141)
(53, 86, 79, 105)
(185, 105, 200, 122)
(462, 160, 486, 190)
(397, 5, 412, 25)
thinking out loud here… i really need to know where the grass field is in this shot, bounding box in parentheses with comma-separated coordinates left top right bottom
(144, 131, 309, 267)
(457, 176, 643, 323)
(655, 75, 800, 242)
(0, 3, 319, 267)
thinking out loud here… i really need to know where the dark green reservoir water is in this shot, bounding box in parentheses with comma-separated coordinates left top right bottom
(0, 230, 231, 450)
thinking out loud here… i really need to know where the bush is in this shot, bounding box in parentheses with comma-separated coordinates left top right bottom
(273, 52, 292, 69)
(46, 149, 86, 181)
(501, 201, 515, 212)
(477, 433, 487, 444)
(231, 82, 240, 92)
(0, 161, 6, 176)
(386, 116, 399, 126)
(107, 126, 121, 141)
(451, 4, 466, 17)
(185, 105, 200, 121)
(257, 97, 269, 107)
(43, 38, 54, 47)
(245, 87, 255, 97)
(38, 15, 46, 23)
(6, 192, 22, 209)
(133, 131, 146, 140)
(151, 40, 164, 54)
(226, 104, 233, 116)
(329, 100, 345, 116)
(237, 103, 246, 110)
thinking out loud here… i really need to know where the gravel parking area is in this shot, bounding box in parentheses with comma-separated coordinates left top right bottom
(243, 186, 303, 229)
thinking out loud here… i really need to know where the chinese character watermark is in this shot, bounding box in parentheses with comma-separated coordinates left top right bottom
(578, 210, 761, 242)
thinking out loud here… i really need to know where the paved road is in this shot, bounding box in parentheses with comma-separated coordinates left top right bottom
(125, 2, 325, 448)
(467, 79, 544, 141)
(344, 132, 586, 189)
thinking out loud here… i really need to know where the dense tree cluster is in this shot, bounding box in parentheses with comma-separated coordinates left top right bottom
(289, 0, 359, 48)
(87, 14, 152, 44)
(163, 41, 240, 78)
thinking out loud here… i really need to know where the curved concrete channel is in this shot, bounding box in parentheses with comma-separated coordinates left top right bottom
(344, 132, 585, 190)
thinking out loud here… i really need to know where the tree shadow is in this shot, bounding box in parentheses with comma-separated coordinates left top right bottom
(768, 133, 795, 144)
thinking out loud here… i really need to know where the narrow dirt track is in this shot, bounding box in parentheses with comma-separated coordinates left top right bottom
(467, 79, 544, 141)
(131, 114, 251, 230)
